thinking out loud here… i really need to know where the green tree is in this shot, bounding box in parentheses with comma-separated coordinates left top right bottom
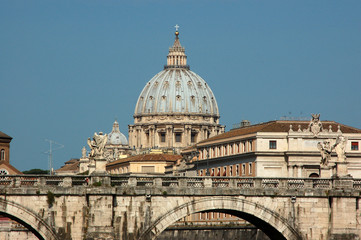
(22, 169, 49, 174)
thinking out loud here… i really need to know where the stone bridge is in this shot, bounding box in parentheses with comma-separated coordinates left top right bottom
(0, 175, 360, 240)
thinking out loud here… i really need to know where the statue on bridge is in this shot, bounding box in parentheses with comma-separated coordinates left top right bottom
(87, 132, 108, 158)
(334, 135, 347, 162)
(317, 140, 334, 167)
(317, 135, 347, 167)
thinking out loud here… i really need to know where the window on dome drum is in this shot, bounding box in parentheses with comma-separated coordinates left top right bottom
(269, 140, 277, 149)
(191, 132, 197, 143)
(160, 133, 166, 143)
(242, 164, 246, 175)
(0, 149, 4, 161)
(175, 133, 182, 142)
(351, 142, 359, 151)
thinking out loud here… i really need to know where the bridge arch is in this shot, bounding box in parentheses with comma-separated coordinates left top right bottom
(0, 198, 59, 240)
(140, 196, 303, 240)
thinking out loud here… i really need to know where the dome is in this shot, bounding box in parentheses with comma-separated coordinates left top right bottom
(107, 120, 128, 145)
(134, 30, 219, 117)
(134, 69, 219, 116)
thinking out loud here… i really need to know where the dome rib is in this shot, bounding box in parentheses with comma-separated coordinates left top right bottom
(134, 69, 219, 116)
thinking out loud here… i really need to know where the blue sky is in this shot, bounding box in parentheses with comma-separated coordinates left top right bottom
(1, 0, 360, 171)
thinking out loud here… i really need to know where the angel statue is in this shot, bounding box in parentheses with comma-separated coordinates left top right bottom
(87, 132, 108, 158)
(317, 140, 334, 167)
(334, 135, 347, 162)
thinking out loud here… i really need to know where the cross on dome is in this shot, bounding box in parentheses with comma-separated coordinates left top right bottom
(174, 24, 179, 32)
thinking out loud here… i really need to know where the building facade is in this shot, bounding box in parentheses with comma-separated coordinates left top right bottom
(180, 115, 361, 178)
(128, 30, 224, 154)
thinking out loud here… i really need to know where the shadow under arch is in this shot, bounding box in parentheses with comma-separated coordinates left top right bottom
(0, 198, 59, 240)
(140, 196, 303, 240)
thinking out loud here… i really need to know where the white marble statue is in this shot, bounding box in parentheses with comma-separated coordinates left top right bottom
(87, 132, 108, 158)
(81, 146, 87, 158)
(334, 135, 347, 162)
(317, 140, 334, 167)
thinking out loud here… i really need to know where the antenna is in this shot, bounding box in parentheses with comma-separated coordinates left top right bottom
(44, 139, 64, 175)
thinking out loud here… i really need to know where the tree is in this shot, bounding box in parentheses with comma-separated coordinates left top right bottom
(22, 169, 49, 174)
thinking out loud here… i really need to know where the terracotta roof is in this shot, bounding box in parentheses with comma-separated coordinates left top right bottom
(0, 161, 23, 175)
(0, 131, 11, 139)
(107, 154, 182, 167)
(65, 158, 79, 164)
(0, 131, 12, 140)
(197, 120, 361, 145)
(56, 160, 79, 173)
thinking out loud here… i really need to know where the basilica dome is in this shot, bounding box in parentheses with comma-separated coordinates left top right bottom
(134, 31, 219, 117)
(129, 28, 224, 153)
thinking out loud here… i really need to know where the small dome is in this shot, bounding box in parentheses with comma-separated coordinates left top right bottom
(107, 121, 128, 145)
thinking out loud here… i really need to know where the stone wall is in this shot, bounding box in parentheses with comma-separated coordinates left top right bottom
(157, 226, 270, 240)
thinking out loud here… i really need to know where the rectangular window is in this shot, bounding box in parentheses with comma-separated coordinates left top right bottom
(351, 142, 359, 150)
(249, 163, 252, 174)
(269, 140, 277, 149)
(160, 133, 166, 142)
(229, 166, 233, 176)
(236, 165, 239, 176)
(242, 164, 246, 175)
(175, 133, 182, 142)
(249, 141, 253, 151)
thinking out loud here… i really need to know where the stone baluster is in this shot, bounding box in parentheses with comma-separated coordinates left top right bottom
(154, 178, 162, 187)
(128, 177, 137, 187)
(229, 178, 236, 188)
(179, 178, 187, 188)
(304, 179, 313, 189)
(254, 178, 262, 188)
(62, 177, 72, 187)
(204, 178, 212, 188)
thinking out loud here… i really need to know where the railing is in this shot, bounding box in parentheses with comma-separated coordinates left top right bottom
(0, 175, 357, 191)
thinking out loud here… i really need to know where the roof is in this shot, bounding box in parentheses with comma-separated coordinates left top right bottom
(107, 154, 182, 167)
(0, 131, 12, 140)
(197, 120, 361, 145)
(56, 160, 79, 173)
(0, 160, 23, 175)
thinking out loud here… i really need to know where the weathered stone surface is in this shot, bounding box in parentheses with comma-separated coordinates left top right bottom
(0, 176, 360, 239)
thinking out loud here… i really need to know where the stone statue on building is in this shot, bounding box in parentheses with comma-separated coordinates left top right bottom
(309, 114, 323, 136)
(87, 132, 108, 158)
(334, 135, 347, 162)
(81, 146, 87, 158)
(317, 140, 334, 167)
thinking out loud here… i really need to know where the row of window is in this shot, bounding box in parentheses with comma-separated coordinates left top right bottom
(199, 140, 254, 160)
(269, 140, 360, 150)
(150, 132, 198, 144)
(198, 163, 253, 177)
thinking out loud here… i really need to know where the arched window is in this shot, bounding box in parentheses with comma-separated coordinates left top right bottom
(0, 149, 5, 161)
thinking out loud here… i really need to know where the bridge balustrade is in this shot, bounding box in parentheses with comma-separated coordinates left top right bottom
(0, 175, 357, 191)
